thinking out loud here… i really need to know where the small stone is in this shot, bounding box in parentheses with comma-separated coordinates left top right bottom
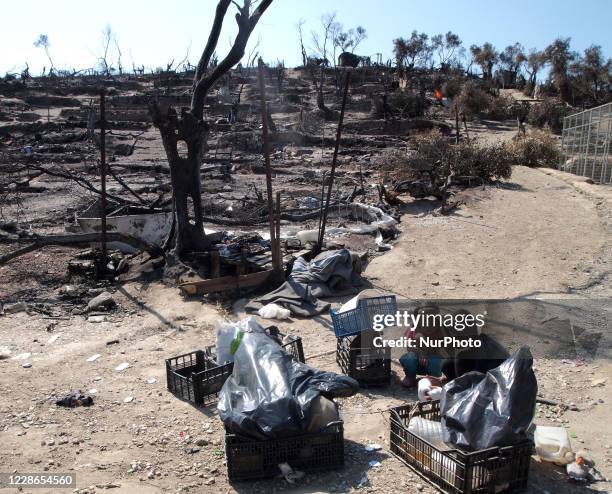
(0, 346, 12, 359)
(47, 438, 55, 446)
(115, 362, 130, 372)
(4, 302, 28, 314)
(195, 438, 208, 447)
(124, 396, 134, 403)
(87, 291, 116, 312)
(416, 484, 424, 491)
(88, 315, 106, 323)
(22, 362, 32, 368)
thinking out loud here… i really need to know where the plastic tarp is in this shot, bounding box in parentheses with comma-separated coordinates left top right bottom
(245, 248, 363, 317)
(218, 329, 359, 440)
(440, 346, 537, 451)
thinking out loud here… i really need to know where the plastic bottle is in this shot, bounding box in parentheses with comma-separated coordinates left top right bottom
(534, 425, 574, 464)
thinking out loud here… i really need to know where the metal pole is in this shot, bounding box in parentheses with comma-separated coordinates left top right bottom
(317, 70, 351, 252)
(256, 58, 279, 273)
(99, 88, 108, 262)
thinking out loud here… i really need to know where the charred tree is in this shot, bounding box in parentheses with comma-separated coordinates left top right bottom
(150, 0, 272, 260)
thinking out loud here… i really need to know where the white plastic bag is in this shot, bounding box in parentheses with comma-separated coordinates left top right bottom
(215, 317, 263, 364)
(257, 303, 291, 320)
(418, 378, 442, 402)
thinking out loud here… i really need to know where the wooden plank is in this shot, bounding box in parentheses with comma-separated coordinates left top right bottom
(179, 270, 274, 295)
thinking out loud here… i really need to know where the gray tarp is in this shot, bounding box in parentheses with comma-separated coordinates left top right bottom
(246, 249, 363, 317)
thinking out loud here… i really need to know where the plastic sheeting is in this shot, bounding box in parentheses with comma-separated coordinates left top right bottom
(440, 346, 537, 451)
(246, 248, 363, 317)
(218, 329, 359, 440)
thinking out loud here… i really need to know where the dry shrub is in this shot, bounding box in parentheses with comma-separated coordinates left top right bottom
(485, 94, 520, 120)
(507, 131, 560, 167)
(456, 81, 491, 117)
(371, 90, 425, 119)
(457, 81, 519, 121)
(528, 99, 571, 133)
(392, 129, 513, 185)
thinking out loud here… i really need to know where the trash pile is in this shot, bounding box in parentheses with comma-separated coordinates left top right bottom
(218, 324, 358, 439)
(165, 316, 358, 481)
(391, 344, 608, 491)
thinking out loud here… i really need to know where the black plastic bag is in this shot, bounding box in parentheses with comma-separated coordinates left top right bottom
(218, 329, 359, 440)
(440, 346, 537, 450)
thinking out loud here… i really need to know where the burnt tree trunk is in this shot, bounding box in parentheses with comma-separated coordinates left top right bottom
(151, 106, 210, 257)
(148, 0, 272, 262)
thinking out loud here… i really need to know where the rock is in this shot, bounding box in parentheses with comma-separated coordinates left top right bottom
(60, 285, 80, 297)
(87, 292, 116, 312)
(416, 484, 424, 492)
(22, 362, 32, 368)
(88, 315, 106, 323)
(4, 302, 27, 314)
(0, 346, 11, 359)
(195, 438, 208, 447)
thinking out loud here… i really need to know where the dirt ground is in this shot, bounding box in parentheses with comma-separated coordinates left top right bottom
(1, 161, 611, 494)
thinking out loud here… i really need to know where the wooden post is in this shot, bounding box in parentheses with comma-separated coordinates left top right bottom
(317, 70, 351, 252)
(99, 88, 108, 262)
(275, 191, 283, 277)
(210, 250, 221, 278)
(257, 58, 280, 276)
(455, 103, 460, 144)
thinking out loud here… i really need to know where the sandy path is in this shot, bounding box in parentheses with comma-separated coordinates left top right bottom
(365, 165, 610, 299)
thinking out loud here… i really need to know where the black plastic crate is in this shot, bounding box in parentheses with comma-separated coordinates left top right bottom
(336, 331, 391, 387)
(389, 401, 533, 494)
(225, 421, 344, 481)
(166, 329, 304, 406)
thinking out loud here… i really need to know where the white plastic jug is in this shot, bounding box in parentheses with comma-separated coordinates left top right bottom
(407, 417, 457, 482)
(534, 425, 574, 464)
(296, 229, 319, 244)
(408, 417, 445, 448)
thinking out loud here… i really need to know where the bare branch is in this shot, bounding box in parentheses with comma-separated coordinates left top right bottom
(193, 0, 232, 86)
(191, 0, 273, 119)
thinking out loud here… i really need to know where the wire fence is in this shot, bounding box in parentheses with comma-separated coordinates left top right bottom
(559, 102, 612, 184)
